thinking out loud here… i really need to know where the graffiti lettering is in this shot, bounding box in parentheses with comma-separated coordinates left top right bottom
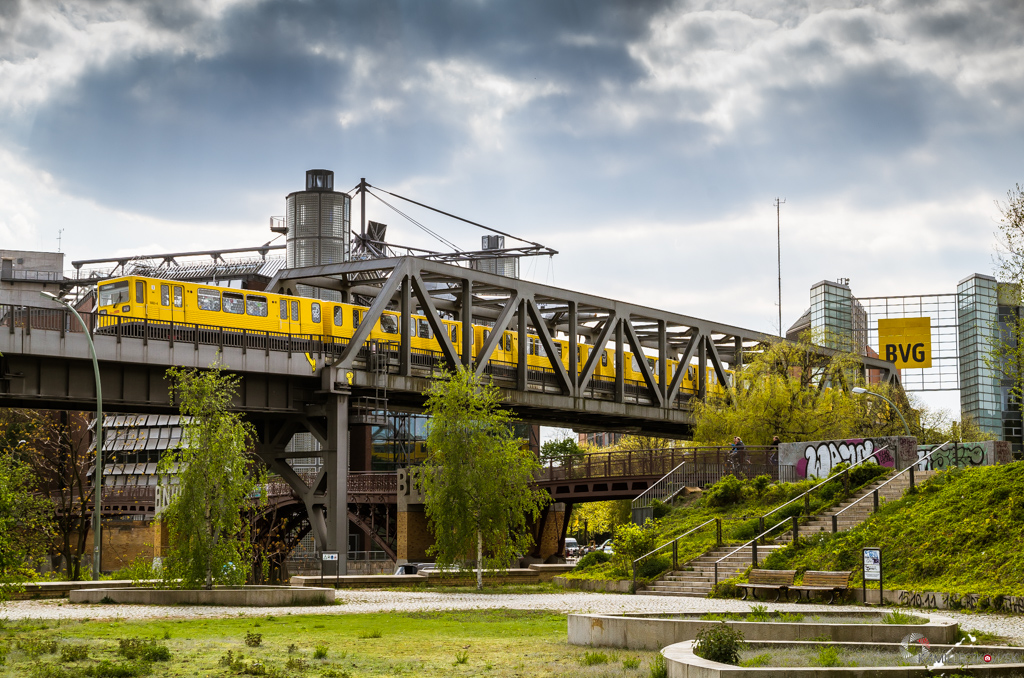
(897, 591, 942, 609)
(916, 443, 988, 471)
(798, 439, 895, 479)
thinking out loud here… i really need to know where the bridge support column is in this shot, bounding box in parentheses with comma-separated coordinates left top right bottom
(325, 392, 350, 574)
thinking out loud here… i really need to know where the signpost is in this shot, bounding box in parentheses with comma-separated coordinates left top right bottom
(863, 547, 882, 605)
(320, 551, 340, 587)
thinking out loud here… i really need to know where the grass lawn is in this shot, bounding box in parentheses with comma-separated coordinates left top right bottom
(0, 609, 660, 677)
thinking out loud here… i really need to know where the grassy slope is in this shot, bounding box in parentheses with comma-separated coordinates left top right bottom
(567, 467, 890, 582)
(0, 610, 662, 677)
(760, 462, 1024, 596)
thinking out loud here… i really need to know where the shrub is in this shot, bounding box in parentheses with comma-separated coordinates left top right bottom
(579, 650, 609, 666)
(750, 475, 772, 497)
(244, 631, 262, 648)
(693, 623, 745, 664)
(708, 579, 740, 599)
(779, 612, 804, 623)
(573, 551, 611, 571)
(313, 644, 329, 659)
(453, 650, 469, 665)
(650, 499, 672, 520)
(812, 644, 843, 667)
(648, 652, 667, 678)
(748, 604, 769, 622)
(117, 638, 170, 662)
(285, 657, 308, 670)
(18, 638, 57, 657)
(622, 656, 641, 669)
(635, 554, 672, 581)
(60, 644, 89, 662)
(704, 475, 745, 507)
(108, 556, 157, 584)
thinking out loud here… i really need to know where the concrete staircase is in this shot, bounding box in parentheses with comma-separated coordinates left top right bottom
(775, 470, 935, 544)
(639, 470, 934, 598)
(639, 544, 784, 598)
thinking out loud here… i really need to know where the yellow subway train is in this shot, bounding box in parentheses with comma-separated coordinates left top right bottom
(96, 275, 729, 395)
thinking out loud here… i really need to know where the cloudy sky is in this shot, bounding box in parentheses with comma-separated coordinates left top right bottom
(3, 0, 1023, 413)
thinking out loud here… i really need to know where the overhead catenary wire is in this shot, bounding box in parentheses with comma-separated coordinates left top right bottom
(365, 188, 463, 253)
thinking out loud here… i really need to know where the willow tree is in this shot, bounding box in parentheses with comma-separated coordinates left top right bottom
(691, 334, 913, 445)
(421, 367, 549, 590)
(0, 451, 52, 600)
(159, 365, 264, 589)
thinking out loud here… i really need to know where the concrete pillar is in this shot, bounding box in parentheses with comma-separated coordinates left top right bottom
(325, 392, 350, 574)
(396, 505, 432, 563)
(349, 424, 373, 472)
(535, 503, 567, 562)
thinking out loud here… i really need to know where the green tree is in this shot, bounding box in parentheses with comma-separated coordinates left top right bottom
(421, 367, 549, 589)
(992, 184, 1024, 426)
(159, 365, 264, 590)
(539, 435, 584, 466)
(0, 450, 53, 600)
(691, 334, 918, 445)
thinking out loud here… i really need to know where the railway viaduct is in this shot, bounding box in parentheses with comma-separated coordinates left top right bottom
(0, 256, 901, 572)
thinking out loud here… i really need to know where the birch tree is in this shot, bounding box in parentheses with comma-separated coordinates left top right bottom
(159, 365, 264, 589)
(420, 367, 549, 590)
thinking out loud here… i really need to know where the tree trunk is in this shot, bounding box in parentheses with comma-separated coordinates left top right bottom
(477, 528, 483, 591)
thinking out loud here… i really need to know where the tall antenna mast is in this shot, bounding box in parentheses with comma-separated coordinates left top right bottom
(774, 197, 786, 337)
(57, 228, 64, 253)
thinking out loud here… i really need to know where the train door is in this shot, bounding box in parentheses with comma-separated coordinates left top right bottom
(171, 285, 184, 323)
(151, 282, 168, 321)
(301, 301, 324, 336)
(327, 304, 346, 339)
(279, 298, 299, 334)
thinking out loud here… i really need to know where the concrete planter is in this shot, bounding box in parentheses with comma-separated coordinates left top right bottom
(554, 577, 632, 593)
(662, 640, 1023, 678)
(568, 612, 958, 650)
(69, 585, 334, 606)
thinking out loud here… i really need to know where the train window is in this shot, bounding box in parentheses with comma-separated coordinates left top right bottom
(223, 292, 245, 314)
(197, 288, 221, 312)
(601, 351, 608, 367)
(173, 286, 183, 308)
(380, 313, 398, 334)
(648, 357, 657, 372)
(352, 308, 360, 328)
(280, 300, 288, 320)
(631, 355, 639, 372)
(160, 285, 170, 307)
(482, 329, 490, 345)
(291, 301, 298, 321)
(99, 281, 129, 307)
(555, 343, 563, 358)
(333, 305, 344, 327)
(246, 295, 268, 317)
(450, 325, 458, 344)
(135, 281, 145, 304)
(418, 319, 431, 338)
(311, 303, 321, 323)
(504, 333, 513, 352)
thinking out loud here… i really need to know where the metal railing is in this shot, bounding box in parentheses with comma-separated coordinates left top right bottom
(631, 518, 721, 591)
(828, 441, 950, 533)
(711, 446, 892, 586)
(631, 461, 688, 524)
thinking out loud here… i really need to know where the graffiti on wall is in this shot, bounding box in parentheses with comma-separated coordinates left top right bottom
(796, 439, 895, 479)
(916, 443, 988, 471)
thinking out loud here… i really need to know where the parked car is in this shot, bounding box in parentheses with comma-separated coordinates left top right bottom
(564, 538, 579, 558)
(598, 539, 614, 555)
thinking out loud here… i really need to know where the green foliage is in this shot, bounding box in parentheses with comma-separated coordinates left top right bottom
(578, 650, 610, 665)
(812, 644, 844, 667)
(612, 519, 660, 573)
(19, 638, 57, 657)
(748, 604, 769, 622)
(244, 631, 262, 647)
(693, 623, 745, 665)
(622, 656, 641, 669)
(117, 638, 170, 662)
(648, 652, 667, 678)
(740, 653, 772, 667)
(358, 629, 382, 639)
(881, 609, 921, 625)
(759, 464, 1024, 595)
(0, 450, 54, 597)
(61, 644, 89, 662)
(779, 612, 804, 623)
(313, 644, 328, 659)
(704, 475, 745, 507)
(539, 436, 584, 465)
(650, 499, 672, 520)
(109, 556, 157, 586)
(421, 367, 549, 588)
(159, 364, 265, 590)
(572, 551, 611, 571)
(453, 650, 469, 665)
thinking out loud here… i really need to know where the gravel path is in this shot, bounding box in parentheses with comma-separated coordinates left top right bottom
(3, 591, 1023, 644)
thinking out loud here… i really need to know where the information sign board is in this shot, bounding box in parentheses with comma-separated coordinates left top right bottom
(863, 548, 881, 581)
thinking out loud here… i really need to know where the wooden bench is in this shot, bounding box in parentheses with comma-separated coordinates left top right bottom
(789, 570, 852, 604)
(737, 569, 796, 602)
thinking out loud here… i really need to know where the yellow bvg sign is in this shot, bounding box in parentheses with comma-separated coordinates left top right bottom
(878, 318, 932, 369)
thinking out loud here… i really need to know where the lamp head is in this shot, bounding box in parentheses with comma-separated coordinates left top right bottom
(40, 291, 59, 301)
(851, 387, 868, 394)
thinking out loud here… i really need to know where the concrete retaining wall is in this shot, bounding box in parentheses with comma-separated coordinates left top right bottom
(854, 587, 1024, 612)
(663, 640, 1023, 678)
(70, 586, 334, 606)
(779, 437, 916, 479)
(567, 613, 958, 650)
(12, 580, 159, 600)
(291, 565, 571, 589)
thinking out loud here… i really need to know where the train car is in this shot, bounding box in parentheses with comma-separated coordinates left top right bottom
(96, 275, 730, 396)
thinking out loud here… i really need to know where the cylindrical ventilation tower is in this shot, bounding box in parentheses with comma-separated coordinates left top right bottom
(285, 169, 350, 299)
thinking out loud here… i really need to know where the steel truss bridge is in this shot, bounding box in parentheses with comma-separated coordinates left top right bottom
(0, 257, 900, 572)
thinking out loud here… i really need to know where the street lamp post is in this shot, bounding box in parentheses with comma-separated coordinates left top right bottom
(851, 387, 911, 437)
(41, 291, 103, 580)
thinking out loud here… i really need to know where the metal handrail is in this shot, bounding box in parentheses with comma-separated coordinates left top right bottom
(632, 461, 686, 508)
(631, 518, 720, 592)
(831, 441, 950, 523)
(711, 446, 891, 586)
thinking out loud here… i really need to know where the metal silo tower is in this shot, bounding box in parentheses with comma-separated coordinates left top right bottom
(284, 169, 350, 300)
